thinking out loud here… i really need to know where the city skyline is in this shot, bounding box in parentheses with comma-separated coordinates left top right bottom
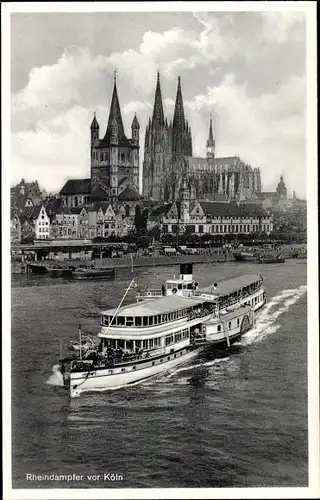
(11, 11, 306, 197)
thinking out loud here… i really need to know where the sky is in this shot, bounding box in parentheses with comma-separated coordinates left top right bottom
(10, 10, 307, 197)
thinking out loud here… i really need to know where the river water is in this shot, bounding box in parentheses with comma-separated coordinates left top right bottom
(11, 259, 308, 488)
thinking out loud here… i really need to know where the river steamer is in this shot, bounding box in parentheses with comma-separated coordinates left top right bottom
(59, 266, 266, 398)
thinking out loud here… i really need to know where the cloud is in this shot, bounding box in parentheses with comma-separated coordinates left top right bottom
(260, 11, 305, 44)
(183, 74, 306, 195)
(10, 12, 306, 197)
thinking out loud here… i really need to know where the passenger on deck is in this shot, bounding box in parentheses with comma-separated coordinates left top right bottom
(161, 284, 166, 296)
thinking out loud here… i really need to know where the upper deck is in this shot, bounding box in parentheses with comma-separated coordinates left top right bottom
(195, 274, 263, 298)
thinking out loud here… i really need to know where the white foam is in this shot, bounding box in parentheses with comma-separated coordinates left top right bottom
(240, 284, 307, 346)
(46, 364, 64, 387)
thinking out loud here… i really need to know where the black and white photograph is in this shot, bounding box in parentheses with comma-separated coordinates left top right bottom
(2, 2, 319, 499)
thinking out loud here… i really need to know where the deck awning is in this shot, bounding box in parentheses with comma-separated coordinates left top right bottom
(101, 295, 207, 317)
(198, 274, 262, 297)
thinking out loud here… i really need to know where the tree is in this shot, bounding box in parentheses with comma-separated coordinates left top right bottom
(134, 208, 149, 235)
(148, 225, 161, 241)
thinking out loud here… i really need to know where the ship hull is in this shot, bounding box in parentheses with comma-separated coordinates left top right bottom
(68, 330, 245, 398)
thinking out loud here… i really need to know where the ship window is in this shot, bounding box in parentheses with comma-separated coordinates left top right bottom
(117, 316, 125, 326)
(217, 325, 221, 332)
(228, 321, 232, 328)
(143, 339, 148, 350)
(174, 332, 182, 343)
(132, 366, 136, 370)
(178, 284, 182, 290)
(163, 314, 167, 322)
(154, 337, 160, 347)
(121, 368, 126, 372)
(152, 361, 155, 366)
(148, 316, 154, 326)
(126, 317, 133, 326)
(174, 353, 177, 358)
(135, 317, 142, 327)
(143, 317, 148, 326)
(157, 314, 161, 324)
(135, 340, 141, 349)
(149, 339, 154, 349)
(180, 351, 183, 356)
(154, 315, 158, 325)
(167, 357, 170, 361)
(110, 316, 116, 326)
(237, 319, 240, 326)
(160, 359, 163, 363)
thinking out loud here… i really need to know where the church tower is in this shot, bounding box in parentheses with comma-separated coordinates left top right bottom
(90, 72, 140, 198)
(143, 73, 172, 201)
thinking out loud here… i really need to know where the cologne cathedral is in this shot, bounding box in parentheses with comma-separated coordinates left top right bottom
(143, 74, 262, 202)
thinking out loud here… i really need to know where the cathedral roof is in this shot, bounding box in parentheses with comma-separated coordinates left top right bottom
(213, 157, 239, 167)
(60, 178, 91, 195)
(98, 77, 131, 148)
(118, 186, 142, 201)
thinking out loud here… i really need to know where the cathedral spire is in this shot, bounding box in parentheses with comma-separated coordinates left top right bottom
(173, 76, 185, 131)
(151, 72, 165, 129)
(206, 113, 215, 160)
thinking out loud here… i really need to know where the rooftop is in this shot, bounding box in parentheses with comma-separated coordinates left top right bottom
(60, 178, 91, 196)
(198, 274, 262, 297)
(102, 294, 206, 317)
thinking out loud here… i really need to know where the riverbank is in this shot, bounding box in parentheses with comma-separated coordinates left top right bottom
(11, 251, 234, 274)
(11, 243, 307, 274)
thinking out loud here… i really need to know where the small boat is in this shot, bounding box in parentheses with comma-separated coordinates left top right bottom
(71, 266, 116, 280)
(57, 269, 266, 398)
(257, 254, 285, 264)
(234, 248, 285, 264)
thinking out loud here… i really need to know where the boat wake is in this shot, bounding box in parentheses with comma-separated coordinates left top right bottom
(165, 356, 231, 378)
(239, 284, 307, 347)
(46, 364, 64, 387)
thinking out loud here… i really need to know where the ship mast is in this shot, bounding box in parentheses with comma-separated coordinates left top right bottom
(104, 279, 137, 336)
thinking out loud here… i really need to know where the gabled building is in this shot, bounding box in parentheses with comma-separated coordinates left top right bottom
(87, 202, 132, 239)
(20, 205, 50, 241)
(51, 207, 89, 239)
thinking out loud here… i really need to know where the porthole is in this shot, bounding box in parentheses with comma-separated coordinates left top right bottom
(152, 361, 155, 366)
(180, 352, 183, 356)
(174, 354, 177, 358)
(167, 357, 170, 361)
(160, 359, 163, 363)
(121, 368, 125, 372)
(132, 366, 136, 370)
